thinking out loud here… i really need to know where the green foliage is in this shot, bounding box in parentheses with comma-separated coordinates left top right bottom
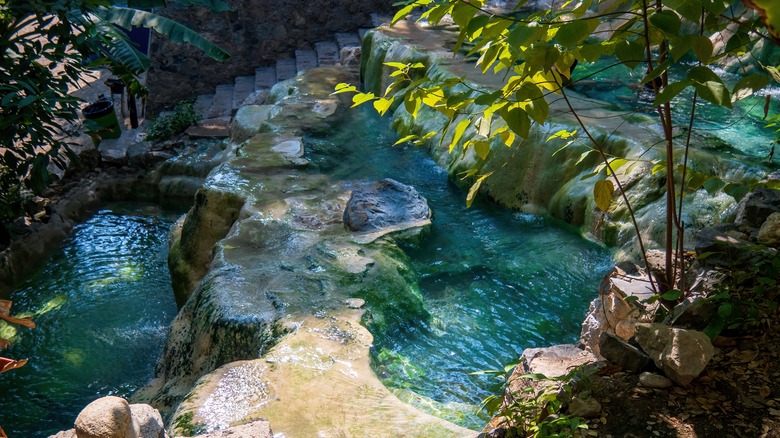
(0, 0, 229, 193)
(702, 252, 780, 339)
(474, 362, 590, 437)
(0, 168, 24, 245)
(338, 0, 779, 294)
(146, 99, 199, 141)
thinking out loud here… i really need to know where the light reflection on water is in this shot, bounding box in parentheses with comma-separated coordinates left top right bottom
(0, 204, 178, 437)
(305, 108, 614, 428)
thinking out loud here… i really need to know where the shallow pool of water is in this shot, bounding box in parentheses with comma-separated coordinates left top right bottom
(0, 204, 179, 437)
(306, 109, 614, 428)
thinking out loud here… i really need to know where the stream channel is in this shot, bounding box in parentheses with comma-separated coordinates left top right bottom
(2, 109, 614, 435)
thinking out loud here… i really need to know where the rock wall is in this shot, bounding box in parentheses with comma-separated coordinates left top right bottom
(147, 0, 394, 110)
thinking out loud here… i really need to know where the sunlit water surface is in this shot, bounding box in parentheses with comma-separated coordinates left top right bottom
(306, 109, 615, 428)
(0, 205, 178, 437)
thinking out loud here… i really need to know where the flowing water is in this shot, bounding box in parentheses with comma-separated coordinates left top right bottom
(306, 109, 615, 428)
(570, 57, 780, 159)
(0, 204, 178, 437)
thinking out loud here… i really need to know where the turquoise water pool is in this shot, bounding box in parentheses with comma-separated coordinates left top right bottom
(306, 109, 614, 428)
(0, 205, 178, 437)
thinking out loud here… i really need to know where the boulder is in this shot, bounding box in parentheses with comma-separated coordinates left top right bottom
(567, 396, 602, 418)
(757, 212, 780, 246)
(639, 372, 673, 389)
(734, 188, 780, 228)
(598, 332, 652, 373)
(129, 404, 166, 438)
(579, 265, 656, 354)
(230, 105, 275, 144)
(694, 225, 775, 267)
(633, 323, 714, 386)
(74, 396, 138, 438)
(343, 178, 431, 242)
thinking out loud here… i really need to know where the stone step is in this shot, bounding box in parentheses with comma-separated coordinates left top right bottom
(194, 94, 213, 119)
(232, 76, 256, 111)
(295, 49, 318, 73)
(335, 32, 361, 50)
(276, 58, 297, 81)
(255, 66, 277, 89)
(314, 41, 340, 66)
(207, 84, 234, 119)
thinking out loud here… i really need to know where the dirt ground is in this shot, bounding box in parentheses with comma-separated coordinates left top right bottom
(587, 313, 780, 437)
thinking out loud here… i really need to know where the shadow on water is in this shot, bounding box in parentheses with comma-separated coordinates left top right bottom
(305, 108, 614, 428)
(0, 203, 180, 437)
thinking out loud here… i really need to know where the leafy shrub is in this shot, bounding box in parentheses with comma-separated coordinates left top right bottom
(146, 99, 199, 141)
(0, 170, 24, 246)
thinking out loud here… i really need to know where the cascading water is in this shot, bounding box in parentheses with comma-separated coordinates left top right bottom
(0, 204, 179, 437)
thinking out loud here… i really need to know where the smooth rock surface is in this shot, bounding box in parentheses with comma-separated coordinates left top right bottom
(567, 396, 602, 418)
(343, 178, 431, 241)
(74, 396, 137, 438)
(130, 404, 166, 438)
(230, 105, 275, 144)
(634, 323, 714, 386)
(639, 372, 673, 389)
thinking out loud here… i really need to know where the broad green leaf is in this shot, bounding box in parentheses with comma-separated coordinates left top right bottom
(693, 80, 731, 107)
(17, 95, 36, 108)
(615, 38, 645, 70)
(518, 82, 548, 125)
(718, 302, 733, 318)
(404, 90, 421, 117)
(507, 25, 544, 49)
(687, 65, 720, 83)
(466, 172, 493, 207)
(649, 10, 682, 36)
(651, 162, 667, 175)
(653, 80, 691, 106)
(501, 106, 531, 138)
(555, 18, 599, 46)
(594, 179, 614, 211)
(392, 2, 420, 25)
(450, 118, 471, 152)
(373, 97, 394, 115)
(352, 92, 376, 108)
(731, 75, 771, 103)
(764, 64, 780, 83)
(664, 0, 704, 22)
(451, 1, 479, 28)
(661, 289, 683, 301)
(100, 7, 230, 61)
(703, 177, 726, 194)
(333, 83, 357, 94)
(606, 158, 628, 175)
(692, 36, 714, 63)
(724, 183, 749, 201)
(575, 150, 594, 166)
(474, 140, 491, 160)
(725, 31, 753, 55)
(474, 90, 502, 106)
(670, 35, 696, 61)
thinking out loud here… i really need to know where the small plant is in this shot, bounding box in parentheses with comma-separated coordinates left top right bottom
(475, 361, 590, 437)
(703, 253, 780, 339)
(146, 99, 199, 141)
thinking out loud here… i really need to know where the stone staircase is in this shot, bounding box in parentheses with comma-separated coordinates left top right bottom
(186, 30, 367, 139)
